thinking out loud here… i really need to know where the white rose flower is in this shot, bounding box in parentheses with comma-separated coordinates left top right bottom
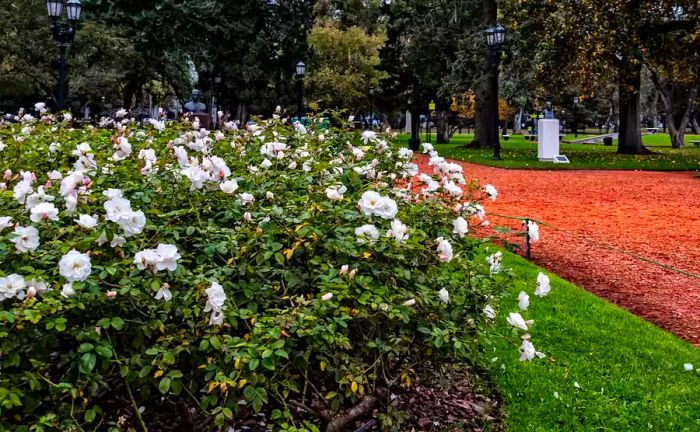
(452, 217, 468, 238)
(30, 202, 59, 223)
(325, 185, 347, 201)
(519, 336, 545, 361)
(0, 216, 13, 231)
(102, 188, 123, 199)
(220, 180, 239, 194)
(386, 219, 409, 243)
(58, 250, 92, 282)
(0, 274, 27, 301)
(358, 191, 382, 216)
(204, 281, 226, 326)
(154, 244, 181, 271)
(518, 291, 530, 310)
(48, 170, 63, 180)
(240, 193, 255, 206)
(118, 210, 146, 237)
(75, 214, 98, 229)
(155, 284, 173, 301)
(527, 220, 540, 242)
(61, 283, 75, 298)
(436, 237, 453, 263)
(13, 180, 33, 204)
(111, 137, 132, 161)
(25, 186, 55, 210)
(483, 184, 498, 201)
(11, 226, 40, 253)
(104, 197, 132, 222)
(443, 181, 463, 198)
(438, 288, 450, 303)
(321, 292, 333, 302)
(134, 249, 160, 270)
(507, 312, 533, 331)
(484, 304, 496, 320)
(355, 224, 380, 243)
(260, 158, 273, 169)
(375, 197, 398, 220)
(421, 143, 434, 153)
(535, 272, 551, 297)
(402, 298, 416, 307)
(487, 251, 502, 274)
(361, 130, 377, 144)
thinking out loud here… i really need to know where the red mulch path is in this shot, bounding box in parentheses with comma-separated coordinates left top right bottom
(414, 154, 700, 345)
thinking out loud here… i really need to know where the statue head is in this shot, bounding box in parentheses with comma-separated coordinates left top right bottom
(545, 98, 553, 111)
(191, 89, 201, 102)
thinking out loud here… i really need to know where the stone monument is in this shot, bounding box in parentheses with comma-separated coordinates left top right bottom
(183, 89, 206, 113)
(183, 89, 210, 128)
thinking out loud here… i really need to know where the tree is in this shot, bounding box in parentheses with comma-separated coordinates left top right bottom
(0, 0, 139, 113)
(306, 25, 387, 112)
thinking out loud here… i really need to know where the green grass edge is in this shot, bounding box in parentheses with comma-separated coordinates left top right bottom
(487, 249, 700, 431)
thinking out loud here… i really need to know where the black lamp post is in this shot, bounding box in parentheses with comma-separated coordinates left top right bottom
(573, 96, 580, 138)
(46, 0, 82, 111)
(214, 74, 222, 129)
(486, 23, 505, 160)
(295, 61, 306, 124)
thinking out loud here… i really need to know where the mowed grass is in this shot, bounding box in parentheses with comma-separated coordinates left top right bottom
(486, 249, 700, 431)
(398, 133, 700, 170)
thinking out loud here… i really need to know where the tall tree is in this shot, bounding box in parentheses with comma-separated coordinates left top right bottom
(306, 25, 387, 113)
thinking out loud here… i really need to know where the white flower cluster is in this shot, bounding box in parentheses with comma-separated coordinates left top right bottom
(204, 281, 226, 326)
(133, 244, 181, 273)
(103, 190, 146, 237)
(505, 271, 553, 361)
(357, 191, 398, 220)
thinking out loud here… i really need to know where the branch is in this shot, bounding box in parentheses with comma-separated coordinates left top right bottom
(325, 396, 379, 432)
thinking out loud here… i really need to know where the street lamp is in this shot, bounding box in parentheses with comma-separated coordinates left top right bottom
(46, 0, 82, 111)
(486, 23, 505, 160)
(573, 96, 580, 138)
(295, 61, 306, 124)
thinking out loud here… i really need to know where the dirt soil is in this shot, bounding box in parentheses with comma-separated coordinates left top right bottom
(415, 154, 700, 345)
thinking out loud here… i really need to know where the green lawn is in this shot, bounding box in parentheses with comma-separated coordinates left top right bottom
(486, 250, 700, 431)
(399, 133, 700, 170)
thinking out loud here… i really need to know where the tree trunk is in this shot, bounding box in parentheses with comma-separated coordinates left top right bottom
(692, 116, 700, 134)
(436, 110, 450, 144)
(617, 60, 648, 154)
(648, 68, 697, 148)
(473, 0, 498, 149)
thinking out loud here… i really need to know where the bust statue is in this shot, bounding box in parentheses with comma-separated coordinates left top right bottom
(183, 89, 206, 113)
(543, 100, 556, 119)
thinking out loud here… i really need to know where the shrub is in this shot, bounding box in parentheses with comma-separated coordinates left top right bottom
(0, 114, 506, 431)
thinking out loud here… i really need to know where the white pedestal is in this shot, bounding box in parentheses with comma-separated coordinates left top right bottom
(538, 119, 560, 161)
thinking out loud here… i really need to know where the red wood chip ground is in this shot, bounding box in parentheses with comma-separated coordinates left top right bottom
(414, 154, 700, 345)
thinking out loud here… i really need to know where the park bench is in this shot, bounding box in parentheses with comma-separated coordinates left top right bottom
(644, 128, 659, 134)
(691, 140, 700, 148)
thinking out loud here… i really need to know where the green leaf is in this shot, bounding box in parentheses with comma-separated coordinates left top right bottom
(168, 370, 183, 378)
(79, 353, 97, 374)
(111, 317, 125, 330)
(210, 335, 221, 349)
(95, 345, 113, 358)
(262, 357, 275, 370)
(159, 377, 171, 394)
(78, 343, 95, 353)
(248, 358, 260, 371)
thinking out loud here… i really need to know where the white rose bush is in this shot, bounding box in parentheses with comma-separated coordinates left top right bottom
(0, 113, 532, 430)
